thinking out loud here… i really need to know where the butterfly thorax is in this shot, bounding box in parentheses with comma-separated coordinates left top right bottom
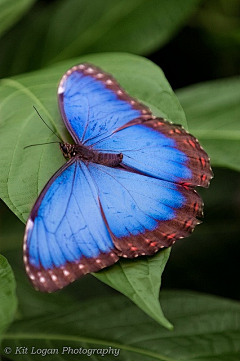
(60, 142, 123, 167)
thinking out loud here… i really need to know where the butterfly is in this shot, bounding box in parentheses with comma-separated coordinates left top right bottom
(23, 63, 213, 292)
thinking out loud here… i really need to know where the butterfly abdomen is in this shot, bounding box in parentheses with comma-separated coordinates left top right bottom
(60, 142, 123, 167)
(95, 151, 123, 167)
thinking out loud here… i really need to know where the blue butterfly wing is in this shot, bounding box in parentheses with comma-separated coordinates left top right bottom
(58, 64, 212, 187)
(56, 63, 212, 260)
(25, 159, 203, 292)
(58, 63, 149, 145)
(94, 119, 213, 187)
(87, 164, 203, 257)
(24, 160, 119, 292)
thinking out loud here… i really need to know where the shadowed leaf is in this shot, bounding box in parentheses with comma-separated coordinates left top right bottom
(1, 291, 240, 360)
(176, 76, 240, 171)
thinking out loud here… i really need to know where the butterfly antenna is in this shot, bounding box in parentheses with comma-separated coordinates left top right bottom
(33, 106, 62, 141)
(24, 141, 60, 150)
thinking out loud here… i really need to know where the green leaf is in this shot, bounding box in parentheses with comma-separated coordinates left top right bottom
(0, 255, 17, 339)
(95, 249, 172, 329)
(41, 0, 201, 64)
(0, 0, 35, 38)
(176, 76, 240, 171)
(0, 0, 201, 77)
(1, 291, 240, 360)
(0, 53, 185, 326)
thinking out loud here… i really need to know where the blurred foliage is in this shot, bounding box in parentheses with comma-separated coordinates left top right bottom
(176, 76, 240, 171)
(0, 0, 201, 78)
(0, 256, 17, 338)
(0, 0, 35, 38)
(195, 0, 240, 78)
(0, 0, 240, 359)
(150, 0, 240, 88)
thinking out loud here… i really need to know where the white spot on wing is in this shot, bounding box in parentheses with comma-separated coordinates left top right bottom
(58, 85, 65, 94)
(51, 274, 57, 281)
(86, 67, 94, 73)
(63, 269, 70, 276)
(58, 80, 66, 94)
(96, 73, 104, 78)
(26, 218, 34, 232)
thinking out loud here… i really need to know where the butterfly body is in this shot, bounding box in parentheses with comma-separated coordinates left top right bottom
(24, 63, 213, 292)
(60, 142, 123, 167)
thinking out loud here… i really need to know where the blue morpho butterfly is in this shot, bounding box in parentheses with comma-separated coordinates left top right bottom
(24, 63, 213, 292)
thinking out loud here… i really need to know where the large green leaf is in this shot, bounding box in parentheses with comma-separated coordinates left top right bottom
(1, 291, 240, 360)
(176, 76, 240, 171)
(0, 255, 17, 340)
(0, 53, 185, 327)
(0, 0, 35, 38)
(0, 0, 201, 77)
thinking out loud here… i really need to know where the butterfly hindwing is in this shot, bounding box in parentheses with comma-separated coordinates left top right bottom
(87, 164, 203, 257)
(24, 160, 119, 292)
